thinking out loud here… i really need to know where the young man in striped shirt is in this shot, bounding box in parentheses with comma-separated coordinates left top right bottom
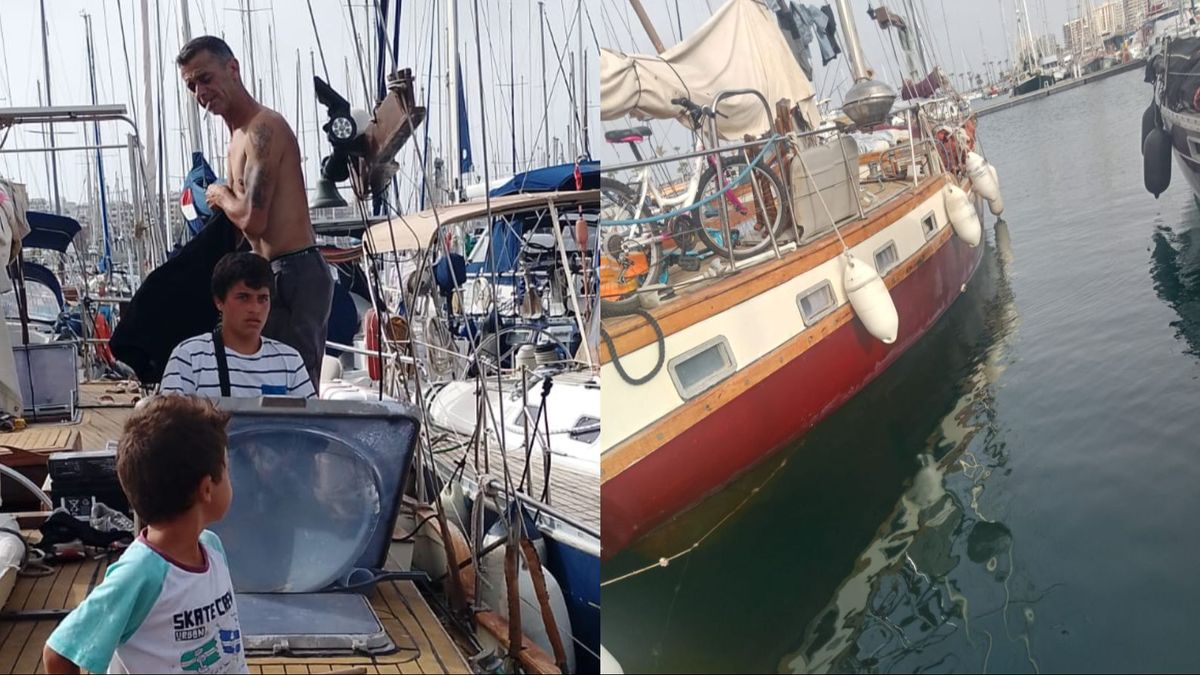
(161, 252, 316, 399)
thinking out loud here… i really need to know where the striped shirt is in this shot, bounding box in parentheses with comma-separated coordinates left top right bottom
(160, 333, 315, 399)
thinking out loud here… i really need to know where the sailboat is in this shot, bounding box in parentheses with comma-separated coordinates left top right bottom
(1010, 0, 1053, 96)
(599, 0, 1006, 558)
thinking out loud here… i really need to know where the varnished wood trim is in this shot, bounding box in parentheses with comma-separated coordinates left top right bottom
(600, 175, 949, 363)
(602, 223, 958, 483)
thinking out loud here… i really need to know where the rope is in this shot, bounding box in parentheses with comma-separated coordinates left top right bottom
(600, 456, 790, 587)
(600, 308, 664, 386)
(603, 136, 781, 226)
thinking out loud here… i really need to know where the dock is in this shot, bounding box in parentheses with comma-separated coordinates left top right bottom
(975, 59, 1146, 118)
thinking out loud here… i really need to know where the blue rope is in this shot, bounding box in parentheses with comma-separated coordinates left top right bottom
(604, 136, 782, 227)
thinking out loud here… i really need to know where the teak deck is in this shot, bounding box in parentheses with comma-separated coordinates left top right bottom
(0, 542, 469, 673)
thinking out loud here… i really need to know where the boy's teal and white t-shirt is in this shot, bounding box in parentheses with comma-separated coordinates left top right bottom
(46, 530, 247, 674)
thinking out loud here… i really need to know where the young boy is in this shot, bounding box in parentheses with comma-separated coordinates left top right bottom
(160, 251, 316, 400)
(43, 395, 246, 674)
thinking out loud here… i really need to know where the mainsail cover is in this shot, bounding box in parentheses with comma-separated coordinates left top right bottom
(600, 0, 820, 139)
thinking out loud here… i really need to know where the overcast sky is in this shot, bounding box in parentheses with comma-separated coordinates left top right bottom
(0, 0, 1122, 211)
(0, 0, 599, 214)
(597, 0, 1091, 166)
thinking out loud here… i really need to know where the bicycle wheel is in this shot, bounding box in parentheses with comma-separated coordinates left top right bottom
(600, 177, 665, 316)
(692, 155, 790, 260)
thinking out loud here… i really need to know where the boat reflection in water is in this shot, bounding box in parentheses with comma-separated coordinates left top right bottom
(781, 220, 1053, 674)
(1149, 205, 1200, 359)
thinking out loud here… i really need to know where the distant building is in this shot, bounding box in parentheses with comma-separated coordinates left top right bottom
(1064, 17, 1089, 54)
(1124, 0, 1148, 33)
(166, 191, 185, 243)
(1093, 1, 1123, 36)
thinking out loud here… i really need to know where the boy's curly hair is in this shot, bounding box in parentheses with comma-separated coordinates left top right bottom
(117, 395, 230, 523)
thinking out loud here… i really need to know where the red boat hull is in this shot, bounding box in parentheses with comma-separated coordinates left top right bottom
(601, 229, 984, 559)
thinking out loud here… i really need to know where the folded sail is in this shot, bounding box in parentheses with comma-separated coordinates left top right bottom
(600, 0, 819, 139)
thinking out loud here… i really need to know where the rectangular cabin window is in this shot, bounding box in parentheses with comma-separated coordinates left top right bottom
(668, 337, 736, 400)
(797, 280, 837, 325)
(874, 241, 899, 276)
(921, 211, 938, 240)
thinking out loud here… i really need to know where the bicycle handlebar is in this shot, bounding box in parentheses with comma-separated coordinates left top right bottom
(671, 97, 729, 120)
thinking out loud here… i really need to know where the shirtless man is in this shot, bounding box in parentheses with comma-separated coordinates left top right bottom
(177, 35, 333, 389)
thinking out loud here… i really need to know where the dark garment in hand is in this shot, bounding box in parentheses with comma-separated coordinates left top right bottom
(110, 215, 244, 384)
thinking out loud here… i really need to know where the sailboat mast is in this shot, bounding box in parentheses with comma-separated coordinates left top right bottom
(141, 0, 157, 234)
(39, 0, 61, 214)
(1020, 0, 1038, 64)
(179, 0, 202, 152)
(582, 51, 589, 159)
(577, 0, 585, 158)
(834, 0, 873, 80)
(568, 52, 575, 160)
(245, 0, 258, 100)
(447, 0, 461, 198)
(84, 12, 114, 276)
(999, 0, 1012, 78)
(154, 0, 168, 244)
(296, 50, 305, 167)
(36, 82, 52, 208)
(310, 50, 321, 185)
(509, 3, 517, 173)
(268, 23, 278, 109)
(539, 1, 549, 165)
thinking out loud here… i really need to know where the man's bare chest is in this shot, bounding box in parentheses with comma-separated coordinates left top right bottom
(229, 136, 249, 189)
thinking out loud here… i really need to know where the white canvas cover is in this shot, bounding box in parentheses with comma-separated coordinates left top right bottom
(0, 180, 26, 416)
(600, 0, 821, 139)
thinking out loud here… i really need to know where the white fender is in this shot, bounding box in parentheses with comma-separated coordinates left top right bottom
(480, 528, 576, 673)
(964, 152, 1000, 203)
(844, 254, 899, 344)
(944, 184, 982, 247)
(986, 164, 1004, 215)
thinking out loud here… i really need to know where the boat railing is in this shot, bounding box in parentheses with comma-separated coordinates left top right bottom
(601, 116, 879, 302)
(601, 122, 956, 316)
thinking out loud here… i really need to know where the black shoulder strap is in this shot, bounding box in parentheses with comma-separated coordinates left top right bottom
(211, 327, 231, 397)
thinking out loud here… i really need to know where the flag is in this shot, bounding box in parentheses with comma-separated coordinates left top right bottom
(180, 151, 217, 238)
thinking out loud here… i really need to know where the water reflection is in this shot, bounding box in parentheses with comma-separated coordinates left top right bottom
(1149, 203, 1200, 358)
(780, 221, 1052, 674)
(602, 224, 1043, 673)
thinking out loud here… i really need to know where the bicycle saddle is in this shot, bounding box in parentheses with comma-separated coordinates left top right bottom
(604, 126, 653, 144)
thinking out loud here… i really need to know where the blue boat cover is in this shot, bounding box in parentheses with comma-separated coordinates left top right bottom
(489, 160, 599, 197)
(23, 212, 81, 253)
